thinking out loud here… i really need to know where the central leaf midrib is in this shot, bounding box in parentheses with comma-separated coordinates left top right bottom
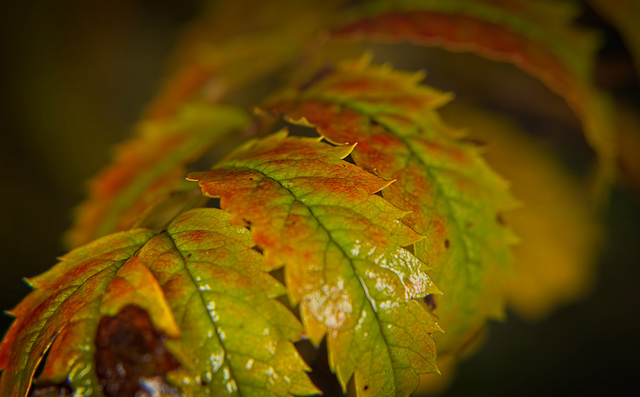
(241, 165, 400, 391)
(163, 232, 244, 397)
(306, 94, 480, 267)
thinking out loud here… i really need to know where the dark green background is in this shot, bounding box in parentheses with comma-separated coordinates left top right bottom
(0, 1, 638, 396)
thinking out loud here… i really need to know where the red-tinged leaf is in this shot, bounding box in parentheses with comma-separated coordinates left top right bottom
(332, 0, 617, 192)
(265, 58, 518, 357)
(0, 230, 157, 396)
(65, 104, 249, 249)
(1, 209, 317, 397)
(189, 132, 441, 397)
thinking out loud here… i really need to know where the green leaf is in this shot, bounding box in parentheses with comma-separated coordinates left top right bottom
(1, 209, 316, 397)
(441, 101, 602, 321)
(265, 58, 518, 356)
(332, 0, 617, 194)
(148, 209, 318, 396)
(189, 132, 441, 397)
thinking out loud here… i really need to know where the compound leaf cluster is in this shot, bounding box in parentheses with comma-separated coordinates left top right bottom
(0, 0, 618, 396)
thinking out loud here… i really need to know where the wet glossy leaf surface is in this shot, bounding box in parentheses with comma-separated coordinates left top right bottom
(148, 209, 317, 396)
(190, 133, 441, 396)
(1, 209, 315, 397)
(266, 58, 517, 356)
(1, 0, 626, 395)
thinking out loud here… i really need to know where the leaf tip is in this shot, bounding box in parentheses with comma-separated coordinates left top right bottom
(286, 115, 315, 128)
(185, 171, 205, 182)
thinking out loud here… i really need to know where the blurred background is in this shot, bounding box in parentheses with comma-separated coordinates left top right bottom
(0, 1, 639, 396)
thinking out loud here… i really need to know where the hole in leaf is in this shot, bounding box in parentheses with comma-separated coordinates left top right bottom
(403, 244, 415, 255)
(251, 245, 264, 255)
(269, 267, 285, 286)
(342, 153, 357, 165)
(95, 305, 181, 397)
(279, 120, 320, 138)
(300, 338, 343, 396)
(204, 197, 221, 209)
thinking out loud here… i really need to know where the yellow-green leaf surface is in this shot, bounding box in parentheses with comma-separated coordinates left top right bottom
(332, 0, 616, 193)
(65, 104, 249, 249)
(0, 209, 315, 397)
(146, 209, 317, 397)
(189, 132, 441, 397)
(265, 59, 517, 357)
(440, 102, 603, 321)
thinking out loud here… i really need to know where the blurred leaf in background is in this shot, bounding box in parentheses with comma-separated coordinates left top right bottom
(0, 0, 201, 335)
(1, 1, 639, 396)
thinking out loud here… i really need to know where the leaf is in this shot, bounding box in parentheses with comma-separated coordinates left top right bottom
(66, 0, 344, 250)
(65, 104, 249, 248)
(189, 132, 441, 397)
(0, 230, 158, 396)
(0, 209, 316, 397)
(144, 209, 317, 396)
(264, 58, 517, 356)
(332, 0, 617, 193)
(146, 0, 342, 120)
(440, 102, 603, 321)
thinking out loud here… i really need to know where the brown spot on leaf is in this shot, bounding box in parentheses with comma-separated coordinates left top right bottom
(95, 305, 181, 397)
(496, 213, 505, 226)
(444, 239, 450, 249)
